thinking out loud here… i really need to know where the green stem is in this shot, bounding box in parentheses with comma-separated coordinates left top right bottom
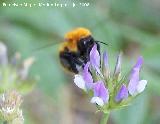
(100, 112, 110, 124)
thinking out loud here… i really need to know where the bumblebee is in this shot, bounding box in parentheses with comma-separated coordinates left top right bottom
(59, 28, 100, 74)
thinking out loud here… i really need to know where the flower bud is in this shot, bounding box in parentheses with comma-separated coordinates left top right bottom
(114, 52, 122, 80)
(115, 84, 128, 102)
(102, 51, 110, 79)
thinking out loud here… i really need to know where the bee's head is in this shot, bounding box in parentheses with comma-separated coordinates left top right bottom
(65, 27, 91, 42)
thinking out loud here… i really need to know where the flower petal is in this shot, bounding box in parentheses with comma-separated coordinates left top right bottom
(74, 74, 86, 90)
(83, 62, 93, 83)
(82, 62, 93, 89)
(128, 68, 140, 95)
(128, 56, 143, 96)
(90, 44, 100, 73)
(115, 84, 128, 102)
(92, 81, 109, 103)
(103, 51, 110, 78)
(90, 97, 104, 106)
(103, 51, 109, 68)
(114, 52, 122, 78)
(136, 80, 147, 94)
(134, 56, 143, 69)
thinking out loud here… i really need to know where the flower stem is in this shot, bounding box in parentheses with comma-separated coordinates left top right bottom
(100, 112, 110, 124)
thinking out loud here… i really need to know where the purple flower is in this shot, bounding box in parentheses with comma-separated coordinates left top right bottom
(90, 44, 101, 74)
(73, 43, 147, 109)
(115, 84, 128, 102)
(74, 62, 93, 91)
(91, 81, 109, 106)
(128, 56, 147, 95)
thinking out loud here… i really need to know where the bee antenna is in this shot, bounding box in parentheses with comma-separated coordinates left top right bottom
(97, 41, 108, 46)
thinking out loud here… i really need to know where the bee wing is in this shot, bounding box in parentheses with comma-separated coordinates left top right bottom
(32, 42, 61, 52)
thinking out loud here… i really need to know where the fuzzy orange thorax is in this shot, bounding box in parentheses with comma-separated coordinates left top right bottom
(61, 28, 91, 52)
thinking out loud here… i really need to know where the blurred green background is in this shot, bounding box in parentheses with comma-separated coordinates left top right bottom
(0, 0, 160, 124)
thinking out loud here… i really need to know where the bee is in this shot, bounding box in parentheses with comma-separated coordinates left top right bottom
(59, 27, 101, 74)
(34, 27, 107, 74)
